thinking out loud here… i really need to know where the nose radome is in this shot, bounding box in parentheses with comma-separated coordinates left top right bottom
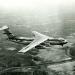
(64, 40, 68, 43)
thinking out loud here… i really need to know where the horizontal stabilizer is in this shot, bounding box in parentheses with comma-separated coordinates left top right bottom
(0, 26, 9, 30)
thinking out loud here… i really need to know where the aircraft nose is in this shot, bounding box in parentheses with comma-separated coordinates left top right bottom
(64, 40, 68, 44)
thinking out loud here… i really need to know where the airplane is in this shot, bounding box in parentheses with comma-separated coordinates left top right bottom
(0, 26, 68, 53)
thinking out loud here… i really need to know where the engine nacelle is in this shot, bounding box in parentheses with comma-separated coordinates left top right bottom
(35, 45, 46, 49)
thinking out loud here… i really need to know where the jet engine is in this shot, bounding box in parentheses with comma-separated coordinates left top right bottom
(35, 45, 46, 49)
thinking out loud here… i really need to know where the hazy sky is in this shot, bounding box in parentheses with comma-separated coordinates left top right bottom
(0, 0, 74, 37)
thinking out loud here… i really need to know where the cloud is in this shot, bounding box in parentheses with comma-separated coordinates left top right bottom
(6, 47, 16, 51)
(48, 61, 75, 71)
(38, 45, 70, 62)
(66, 33, 75, 43)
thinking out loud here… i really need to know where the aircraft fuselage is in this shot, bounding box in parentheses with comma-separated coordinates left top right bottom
(0, 26, 67, 48)
(8, 37, 34, 45)
(9, 37, 67, 49)
(48, 38, 67, 46)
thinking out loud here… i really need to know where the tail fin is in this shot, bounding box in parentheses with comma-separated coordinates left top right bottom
(0, 26, 16, 39)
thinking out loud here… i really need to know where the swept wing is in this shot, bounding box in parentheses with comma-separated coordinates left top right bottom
(18, 31, 50, 53)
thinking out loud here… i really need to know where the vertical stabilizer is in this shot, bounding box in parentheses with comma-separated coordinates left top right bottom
(0, 26, 15, 39)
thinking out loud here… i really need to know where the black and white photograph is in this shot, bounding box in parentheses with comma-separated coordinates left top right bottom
(0, 0, 75, 75)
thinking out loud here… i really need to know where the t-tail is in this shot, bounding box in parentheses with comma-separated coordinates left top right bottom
(0, 26, 16, 40)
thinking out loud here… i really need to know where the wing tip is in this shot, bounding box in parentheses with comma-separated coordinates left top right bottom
(18, 50, 24, 53)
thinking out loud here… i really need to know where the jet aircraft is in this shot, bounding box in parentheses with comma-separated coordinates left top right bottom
(0, 26, 68, 53)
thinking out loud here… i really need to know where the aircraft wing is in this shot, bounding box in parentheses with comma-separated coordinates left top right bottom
(18, 31, 50, 53)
